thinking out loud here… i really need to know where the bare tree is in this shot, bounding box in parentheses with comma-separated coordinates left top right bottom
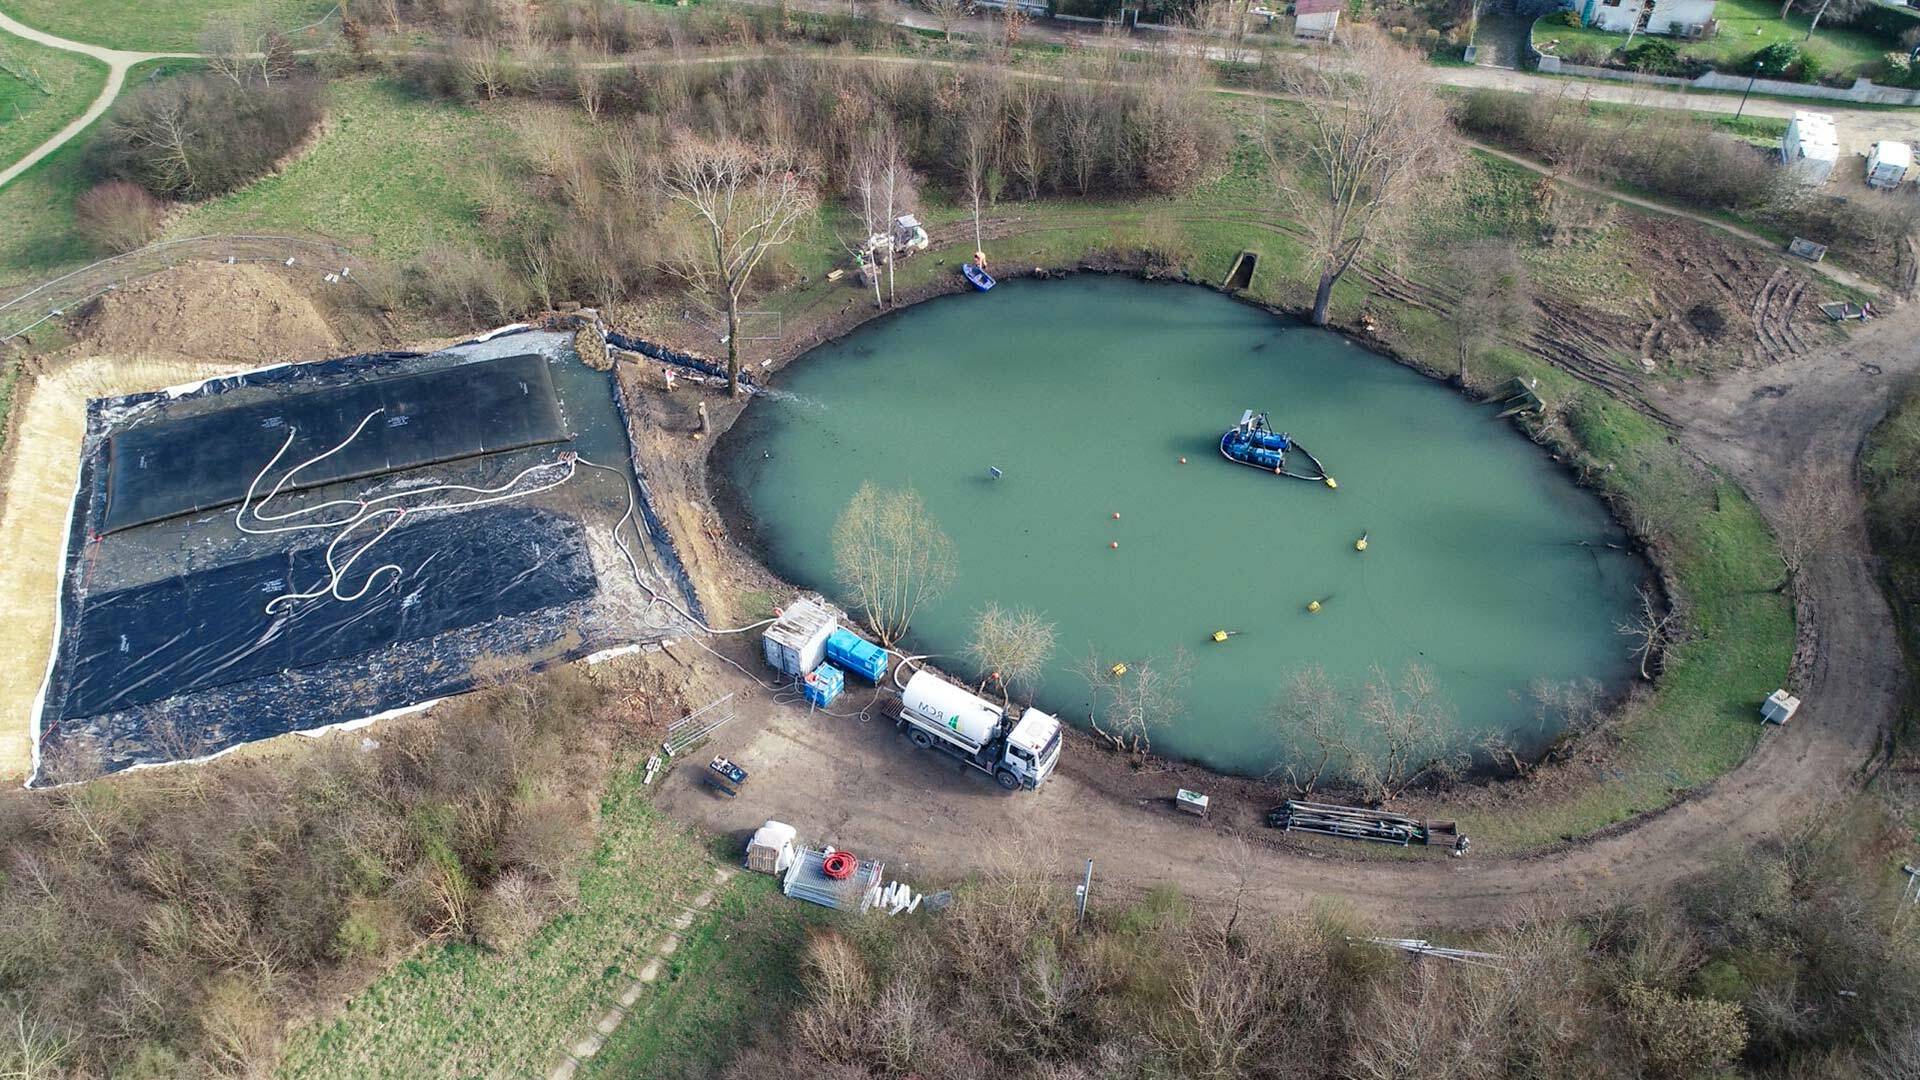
(1060, 78, 1102, 196)
(965, 603, 1057, 702)
(1617, 583, 1677, 681)
(925, 0, 968, 40)
(1268, 665, 1354, 795)
(1775, 467, 1850, 591)
(1349, 663, 1468, 803)
(661, 135, 817, 395)
(1269, 29, 1458, 326)
(199, 5, 294, 88)
(1442, 241, 1533, 386)
(832, 483, 958, 647)
(949, 85, 1000, 260)
(1006, 82, 1043, 201)
(2, 1006, 75, 1079)
(1076, 646, 1193, 755)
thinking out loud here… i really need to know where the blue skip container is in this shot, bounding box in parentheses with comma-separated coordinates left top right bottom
(825, 628, 888, 683)
(803, 663, 845, 708)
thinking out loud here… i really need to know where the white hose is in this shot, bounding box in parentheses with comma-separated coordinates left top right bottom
(237, 410, 580, 614)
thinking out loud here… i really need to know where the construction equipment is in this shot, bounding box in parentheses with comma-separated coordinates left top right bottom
(896, 671, 1063, 791)
(1268, 800, 1461, 849)
(783, 846, 886, 911)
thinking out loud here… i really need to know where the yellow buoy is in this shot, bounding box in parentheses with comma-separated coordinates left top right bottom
(1109, 662, 1128, 677)
(1211, 630, 1229, 643)
(1324, 477, 1338, 490)
(1307, 600, 1323, 613)
(1355, 533, 1369, 552)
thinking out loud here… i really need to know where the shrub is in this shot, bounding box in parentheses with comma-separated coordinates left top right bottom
(1750, 40, 1801, 77)
(1557, 8, 1583, 26)
(92, 71, 324, 199)
(72, 180, 166, 253)
(1796, 49, 1826, 83)
(1624, 38, 1683, 75)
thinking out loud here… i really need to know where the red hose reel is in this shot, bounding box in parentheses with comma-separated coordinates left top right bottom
(821, 850, 857, 880)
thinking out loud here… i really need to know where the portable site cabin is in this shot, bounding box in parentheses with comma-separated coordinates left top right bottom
(762, 596, 838, 678)
(1781, 112, 1839, 186)
(1867, 141, 1912, 189)
(1293, 0, 1341, 39)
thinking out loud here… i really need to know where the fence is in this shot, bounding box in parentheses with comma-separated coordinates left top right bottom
(0, 234, 366, 343)
(1533, 54, 1920, 106)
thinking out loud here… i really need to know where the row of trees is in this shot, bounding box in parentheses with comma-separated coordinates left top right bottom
(733, 813, 1920, 1079)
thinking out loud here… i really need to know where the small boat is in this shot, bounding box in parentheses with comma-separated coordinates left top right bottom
(1220, 410, 1330, 482)
(962, 263, 995, 291)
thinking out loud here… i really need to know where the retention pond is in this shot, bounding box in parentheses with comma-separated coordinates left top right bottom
(723, 277, 1643, 775)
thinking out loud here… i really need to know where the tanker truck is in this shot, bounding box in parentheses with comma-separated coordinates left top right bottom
(896, 671, 1063, 791)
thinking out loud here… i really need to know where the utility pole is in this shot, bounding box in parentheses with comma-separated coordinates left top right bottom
(1734, 58, 1763, 123)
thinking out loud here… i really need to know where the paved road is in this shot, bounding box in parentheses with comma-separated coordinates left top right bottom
(663, 303, 1918, 927)
(0, 12, 192, 190)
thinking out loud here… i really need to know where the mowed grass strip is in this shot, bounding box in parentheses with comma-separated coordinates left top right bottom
(581, 872, 828, 1079)
(0, 27, 106, 179)
(275, 777, 719, 1080)
(0, 0, 333, 53)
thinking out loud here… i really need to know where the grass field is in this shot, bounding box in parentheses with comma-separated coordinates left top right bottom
(0, 26, 106, 180)
(581, 870, 828, 1079)
(276, 768, 725, 1079)
(167, 78, 515, 259)
(0, 0, 334, 52)
(1534, 0, 1891, 78)
(0, 57, 198, 289)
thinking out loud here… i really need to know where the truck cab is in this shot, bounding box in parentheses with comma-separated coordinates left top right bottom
(1001, 708, 1063, 790)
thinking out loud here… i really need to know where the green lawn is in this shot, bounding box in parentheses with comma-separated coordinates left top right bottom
(1534, 0, 1891, 78)
(168, 78, 513, 260)
(0, 26, 106, 180)
(0, 0, 333, 52)
(581, 872, 827, 1079)
(0, 57, 197, 288)
(276, 772, 726, 1080)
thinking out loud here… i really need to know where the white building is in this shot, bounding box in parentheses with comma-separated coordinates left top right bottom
(1294, 0, 1341, 40)
(1580, 0, 1717, 36)
(1781, 111, 1839, 185)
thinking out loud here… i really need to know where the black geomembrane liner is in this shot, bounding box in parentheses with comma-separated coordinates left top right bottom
(100, 353, 567, 533)
(53, 505, 593, 720)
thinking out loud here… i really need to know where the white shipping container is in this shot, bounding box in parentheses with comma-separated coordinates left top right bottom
(1868, 141, 1912, 189)
(762, 596, 837, 677)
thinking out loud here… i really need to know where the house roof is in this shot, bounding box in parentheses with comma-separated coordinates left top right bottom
(1295, 0, 1342, 14)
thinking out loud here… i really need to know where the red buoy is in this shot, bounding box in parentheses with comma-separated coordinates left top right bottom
(1112, 512, 1121, 520)
(1110, 541, 1119, 550)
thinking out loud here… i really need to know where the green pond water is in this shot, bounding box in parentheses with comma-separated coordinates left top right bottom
(722, 277, 1643, 775)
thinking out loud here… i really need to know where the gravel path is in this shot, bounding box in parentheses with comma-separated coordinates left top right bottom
(0, 12, 193, 190)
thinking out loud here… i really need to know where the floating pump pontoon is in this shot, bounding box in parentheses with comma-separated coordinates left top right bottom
(1219, 410, 1331, 483)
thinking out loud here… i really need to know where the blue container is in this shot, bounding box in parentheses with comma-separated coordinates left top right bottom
(825, 628, 888, 683)
(803, 663, 845, 708)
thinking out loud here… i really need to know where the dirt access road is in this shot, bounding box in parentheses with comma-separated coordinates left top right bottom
(659, 307, 1915, 928)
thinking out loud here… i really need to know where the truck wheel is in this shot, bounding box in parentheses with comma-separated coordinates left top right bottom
(995, 768, 1020, 791)
(910, 729, 934, 750)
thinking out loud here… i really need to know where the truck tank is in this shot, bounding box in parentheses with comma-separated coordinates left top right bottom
(900, 672, 1003, 748)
